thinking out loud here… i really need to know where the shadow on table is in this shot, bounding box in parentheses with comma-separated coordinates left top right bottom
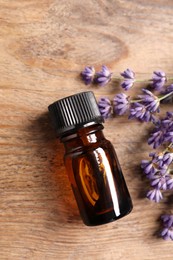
(27, 112, 81, 227)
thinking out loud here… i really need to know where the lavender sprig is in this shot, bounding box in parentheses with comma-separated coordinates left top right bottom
(141, 146, 173, 202)
(141, 112, 173, 240)
(81, 66, 173, 92)
(81, 65, 173, 240)
(99, 89, 173, 121)
(148, 112, 173, 148)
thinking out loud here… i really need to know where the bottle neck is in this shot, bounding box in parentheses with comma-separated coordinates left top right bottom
(60, 123, 105, 154)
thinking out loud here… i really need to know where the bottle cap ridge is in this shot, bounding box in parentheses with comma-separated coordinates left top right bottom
(48, 91, 104, 136)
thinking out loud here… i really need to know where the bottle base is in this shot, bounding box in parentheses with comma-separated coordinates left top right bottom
(83, 204, 133, 226)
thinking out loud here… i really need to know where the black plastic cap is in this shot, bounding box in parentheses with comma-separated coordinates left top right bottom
(48, 91, 104, 137)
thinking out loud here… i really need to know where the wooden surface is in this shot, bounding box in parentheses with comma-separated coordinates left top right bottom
(0, 1, 173, 259)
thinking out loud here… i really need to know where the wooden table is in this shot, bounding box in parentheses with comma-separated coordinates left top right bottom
(0, 1, 173, 259)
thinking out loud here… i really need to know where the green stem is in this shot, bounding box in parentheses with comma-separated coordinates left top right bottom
(129, 91, 173, 105)
(112, 77, 151, 83)
(130, 99, 142, 103)
(112, 76, 173, 82)
(159, 91, 173, 101)
(112, 76, 122, 80)
(167, 77, 173, 81)
(135, 79, 151, 83)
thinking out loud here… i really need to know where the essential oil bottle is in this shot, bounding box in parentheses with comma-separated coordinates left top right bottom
(48, 91, 133, 226)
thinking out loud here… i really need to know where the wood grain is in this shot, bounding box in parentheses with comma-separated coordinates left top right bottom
(0, 1, 173, 259)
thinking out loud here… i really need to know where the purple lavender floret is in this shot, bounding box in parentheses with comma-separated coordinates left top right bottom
(95, 65, 112, 87)
(148, 122, 166, 149)
(129, 102, 154, 122)
(141, 159, 157, 178)
(121, 68, 135, 79)
(142, 149, 173, 200)
(150, 173, 172, 190)
(146, 188, 163, 202)
(164, 124, 173, 143)
(142, 152, 173, 201)
(98, 97, 112, 119)
(148, 130, 165, 149)
(146, 112, 173, 148)
(156, 152, 173, 167)
(138, 89, 160, 113)
(141, 151, 172, 179)
(148, 151, 173, 168)
(167, 111, 173, 118)
(81, 66, 95, 85)
(162, 112, 173, 129)
(161, 227, 173, 240)
(161, 215, 173, 227)
(164, 84, 173, 94)
(166, 178, 173, 189)
(152, 70, 166, 91)
(161, 215, 173, 240)
(120, 68, 135, 91)
(160, 85, 173, 104)
(113, 93, 130, 115)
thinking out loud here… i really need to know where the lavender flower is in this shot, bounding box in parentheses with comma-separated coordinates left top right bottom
(81, 66, 95, 85)
(161, 113, 173, 143)
(164, 124, 173, 143)
(156, 152, 173, 167)
(164, 84, 173, 94)
(113, 93, 130, 115)
(167, 178, 173, 189)
(161, 215, 173, 240)
(98, 97, 112, 119)
(147, 151, 173, 168)
(129, 102, 154, 122)
(148, 113, 173, 148)
(160, 86, 173, 104)
(120, 68, 135, 91)
(128, 89, 160, 122)
(148, 131, 164, 149)
(146, 188, 163, 202)
(141, 151, 172, 179)
(142, 149, 173, 203)
(161, 227, 173, 240)
(138, 89, 160, 113)
(148, 123, 166, 149)
(151, 70, 166, 91)
(95, 65, 112, 86)
(150, 174, 172, 190)
(162, 112, 173, 129)
(161, 214, 173, 227)
(141, 159, 157, 178)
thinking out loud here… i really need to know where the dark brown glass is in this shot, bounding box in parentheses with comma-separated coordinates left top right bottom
(61, 123, 133, 226)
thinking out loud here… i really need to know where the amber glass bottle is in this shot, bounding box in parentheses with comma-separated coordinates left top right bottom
(48, 91, 133, 226)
